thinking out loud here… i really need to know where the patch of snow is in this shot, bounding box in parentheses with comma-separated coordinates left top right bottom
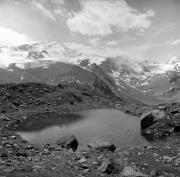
(141, 82, 149, 86)
(20, 75, 24, 81)
(168, 56, 180, 65)
(75, 54, 105, 65)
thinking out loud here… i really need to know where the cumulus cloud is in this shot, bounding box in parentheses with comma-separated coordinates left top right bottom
(67, 0, 154, 36)
(54, 9, 65, 16)
(54, 8, 70, 18)
(0, 27, 34, 46)
(31, 0, 56, 21)
(170, 39, 180, 46)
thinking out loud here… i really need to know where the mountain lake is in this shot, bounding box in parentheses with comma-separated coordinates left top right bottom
(15, 109, 150, 147)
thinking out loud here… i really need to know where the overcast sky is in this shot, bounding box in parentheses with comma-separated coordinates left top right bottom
(0, 0, 180, 62)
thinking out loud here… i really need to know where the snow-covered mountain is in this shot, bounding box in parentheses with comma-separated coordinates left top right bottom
(1, 41, 180, 104)
(0, 41, 105, 69)
(0, 41, 179, 73)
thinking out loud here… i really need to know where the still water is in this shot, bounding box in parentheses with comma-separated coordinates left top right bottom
(16, 109, 149, 147)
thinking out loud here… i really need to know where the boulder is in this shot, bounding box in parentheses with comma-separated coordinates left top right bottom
(98, 159, 120, 174)
(141, 110, 166, 129)
(87, 140, 116, 152)
(56, 134, 78, 152)
(121, 166, 147, 177)
(0, 115, 10, 121)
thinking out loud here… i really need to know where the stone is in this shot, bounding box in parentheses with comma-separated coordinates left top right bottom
(87, 140, 116, 152)
(115, 103, 122, 109)
(150, 169, 161, 177)
(42, 149, 50, 155)
(174, 125, 180, 132)
(79, 164, 89, 169)
(141, 110, 166, 129)
(25, 145, 34, 150)
(120, 166, 147, 177)
(92, 161, 98, 165)
(4, 167, 15, 173)
(153, 153, 159, 158)
(162, 156, 174, 162)
(98, 159, 120, 174)
(83, 169, 89, 173)
(10, 136, 16, 139)
(0, 149, 8, 158)
(174, 158, 180, 166)
(78, 157, 87, 164)
(57, 134, 78, 152)
(0, 115, 10, 121)
(15, 151, 28, 157)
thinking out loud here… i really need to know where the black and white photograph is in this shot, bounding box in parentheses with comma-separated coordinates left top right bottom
(0, 0, 180, 176)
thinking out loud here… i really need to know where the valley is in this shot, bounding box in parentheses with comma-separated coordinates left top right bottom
(0, 82, 179, 177)
(0, 42, 180, 177)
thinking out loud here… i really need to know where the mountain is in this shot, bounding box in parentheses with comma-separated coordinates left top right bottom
(1, 41, 180, 104)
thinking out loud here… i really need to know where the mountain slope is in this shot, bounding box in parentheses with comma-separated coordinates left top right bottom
(1, 41, 180, 104)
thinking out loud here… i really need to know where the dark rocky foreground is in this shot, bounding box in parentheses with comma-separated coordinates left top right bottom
(0, 83, 179, 177)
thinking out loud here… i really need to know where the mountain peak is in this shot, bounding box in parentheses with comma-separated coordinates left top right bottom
(168, 56, 180, 65)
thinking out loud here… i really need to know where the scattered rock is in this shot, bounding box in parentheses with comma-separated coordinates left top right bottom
(57, 134, 78, 152)
(87, 140, 116, 152)
(158, 105, 167, 110)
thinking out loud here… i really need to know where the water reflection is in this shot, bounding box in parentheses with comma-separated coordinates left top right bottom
(16, 109, 150, 147)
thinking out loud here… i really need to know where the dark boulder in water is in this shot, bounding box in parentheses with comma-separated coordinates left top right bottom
(140, 110, 166, 129)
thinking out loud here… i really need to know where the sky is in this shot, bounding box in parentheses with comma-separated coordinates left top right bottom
(0, 0, 180, 62)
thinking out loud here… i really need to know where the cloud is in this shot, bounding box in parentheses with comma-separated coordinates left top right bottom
(106, 40, 119, 46)
(31, 0, 56, 21)
(54, 9, 65, 16)
(63, 41, 150, 59)
(54, 8, 69, 18)
(67, 0, 154, 36)
(170, 39, 180, 46)
(63, 42, 93, 53)
(50, 0, 64, 5)
(0, 27, 34, 46)
(89, 38, 100, 46)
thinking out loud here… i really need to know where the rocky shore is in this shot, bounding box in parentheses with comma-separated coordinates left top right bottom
(0, 83, 179, 177)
